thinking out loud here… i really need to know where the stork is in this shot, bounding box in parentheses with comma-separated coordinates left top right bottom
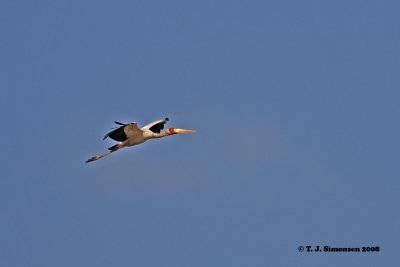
(85, 117, 196, 163)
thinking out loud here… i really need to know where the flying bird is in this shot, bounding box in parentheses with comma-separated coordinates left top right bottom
(85, 118, 196, 163)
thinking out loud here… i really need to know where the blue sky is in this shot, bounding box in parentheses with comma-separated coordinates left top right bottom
(1, 0, 399, 266)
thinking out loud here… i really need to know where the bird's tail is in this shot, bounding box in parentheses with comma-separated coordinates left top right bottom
(85, 144, 124, 163)
(108, 143, 122, 151)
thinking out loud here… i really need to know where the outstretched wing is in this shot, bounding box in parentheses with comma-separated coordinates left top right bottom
(141, 118, 169, 133)
(103, 125, 127, 141)
(103, 122, 141, 142)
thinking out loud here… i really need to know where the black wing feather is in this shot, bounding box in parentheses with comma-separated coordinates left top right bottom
(149, 118, 168, 133)
(103, 125, 127, 141)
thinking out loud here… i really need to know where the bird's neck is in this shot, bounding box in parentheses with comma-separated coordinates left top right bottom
(152, 128, 176, 139)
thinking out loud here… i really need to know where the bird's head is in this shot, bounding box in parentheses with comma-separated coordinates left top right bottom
(167, 128, 196, 135)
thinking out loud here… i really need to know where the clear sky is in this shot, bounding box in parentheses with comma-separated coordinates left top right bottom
(1, 0, 399, 266)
